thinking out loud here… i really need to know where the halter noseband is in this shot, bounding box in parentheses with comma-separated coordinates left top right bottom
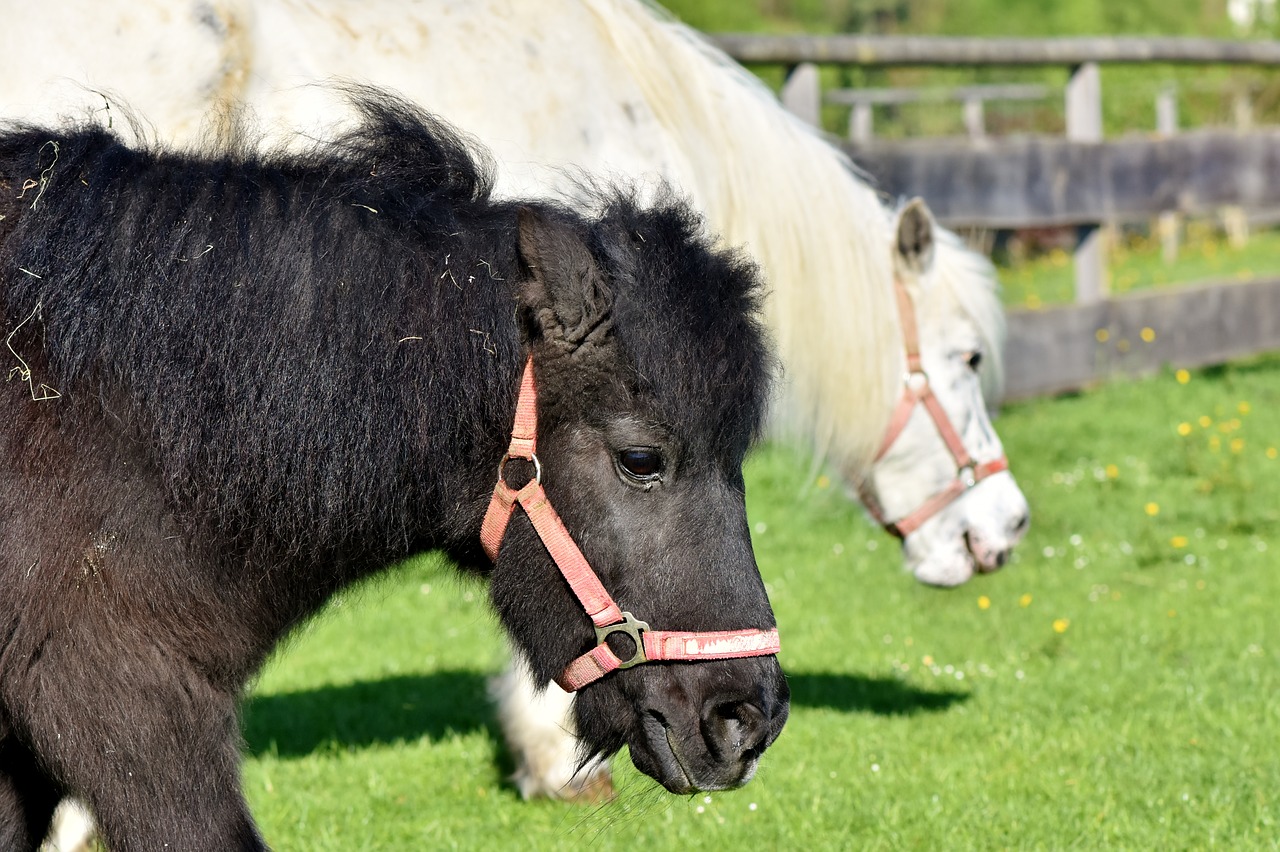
(858, 275, 1010, 540)
(481, 358, 781, 692)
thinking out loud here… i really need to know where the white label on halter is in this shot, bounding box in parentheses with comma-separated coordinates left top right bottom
(683, 633, 777, 657)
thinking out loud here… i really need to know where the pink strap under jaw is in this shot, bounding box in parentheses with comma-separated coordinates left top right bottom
(861, 274, 1010, 539)
(481, 358, 781, 691)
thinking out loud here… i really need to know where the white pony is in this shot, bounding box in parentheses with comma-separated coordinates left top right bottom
(6, 0, 1028, 820)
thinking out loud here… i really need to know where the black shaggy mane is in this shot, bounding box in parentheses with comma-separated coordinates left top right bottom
(0, 91, 772, 581)
(1, 94, 521, 571)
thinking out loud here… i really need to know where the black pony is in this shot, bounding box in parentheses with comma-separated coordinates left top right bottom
(0, 94, 787, 850)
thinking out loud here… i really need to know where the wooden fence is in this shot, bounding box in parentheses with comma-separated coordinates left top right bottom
(707, 35, 1280, 399)
(826, 83, 1051, 142)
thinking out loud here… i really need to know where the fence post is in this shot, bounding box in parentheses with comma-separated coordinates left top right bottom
(1065, 62, 1105, 305)
(963, 96, 986, 139)
(1155, 86, 1181, 263)
(849, 102, 874, 142)
(1233, 89, 1254, 130)
(1220, 87, 1254, 249)
(781, 62, 821, 127)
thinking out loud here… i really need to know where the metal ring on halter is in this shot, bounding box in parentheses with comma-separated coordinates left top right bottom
(959, 464, 977, 489)
(497, 452, 542, 488)
(595, 612, 650, 669)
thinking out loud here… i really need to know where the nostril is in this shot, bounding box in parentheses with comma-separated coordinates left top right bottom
(994, 549, 1009, 568)
(707, 700, 768, 760)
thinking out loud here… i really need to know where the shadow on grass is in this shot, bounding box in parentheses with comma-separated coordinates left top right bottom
(787, 672, 968, 716)
(244, 669, 966, 761)
(242, 670, 498, 759)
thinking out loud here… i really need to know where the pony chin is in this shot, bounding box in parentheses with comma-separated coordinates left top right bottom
(905, 538, 977, 587)
(901, 513, 977, 587)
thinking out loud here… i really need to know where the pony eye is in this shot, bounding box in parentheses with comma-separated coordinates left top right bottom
(617, 448, 663, 481)
(966, 351, 983, 372)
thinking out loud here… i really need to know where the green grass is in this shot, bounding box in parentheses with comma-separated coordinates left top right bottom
(998, 227, 1280, 309)
(235, 354, 1280, 849)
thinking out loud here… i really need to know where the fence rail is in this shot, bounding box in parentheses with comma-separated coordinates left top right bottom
(1004, 276, 1280, 400)
(847, 128, 1280, 228)
(709, 35, 1280, 67)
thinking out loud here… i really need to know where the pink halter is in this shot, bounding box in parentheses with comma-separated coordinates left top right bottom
(481, 358, 781, 692)
(858, 275, 1010, 539)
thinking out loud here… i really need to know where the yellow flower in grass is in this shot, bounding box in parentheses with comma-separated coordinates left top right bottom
(1140, 327, 1156, 343)
(1095, 328, 1110, 343)
(1239, 401, 1252, 415)
(1176, 423, 1192, 437)
(1104, 464, 1119, 479)
(1198, 415, 1212, 428)
(1230, 438, 1245, 454)
(1019, 594, 1033, 607)
(978, 596, 991, 610)
(1175, 369, 1191, 384)
(1268, 447, 1278, 460)
(1145, 502, 1160, 517)
(1171, 536, 1188, 548)
(1053, 618, 1070, 634)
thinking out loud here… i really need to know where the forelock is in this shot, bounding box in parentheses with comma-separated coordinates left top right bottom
(589, 190, 775, 460)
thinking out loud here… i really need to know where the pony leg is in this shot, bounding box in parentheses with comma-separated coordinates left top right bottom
(30, 675, 265, 852)
(491, 644, 613, 803)
(0, 728, 61, 852)
(0, 606, 266, 851)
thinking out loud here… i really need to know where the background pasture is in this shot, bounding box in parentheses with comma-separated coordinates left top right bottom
(234, 354, 1280, 849)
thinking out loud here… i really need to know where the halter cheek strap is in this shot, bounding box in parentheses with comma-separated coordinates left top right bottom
(858, 275, 1011, 539)
(481, 358, 781, 692)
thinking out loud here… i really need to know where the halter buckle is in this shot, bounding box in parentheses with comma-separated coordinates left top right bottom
(497, 452, 542, 488)
(596, 612, 650, 669)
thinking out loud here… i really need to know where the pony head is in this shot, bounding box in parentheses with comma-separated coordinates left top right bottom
(487, 195, 788, 793)
(862, 199, 1030, 587)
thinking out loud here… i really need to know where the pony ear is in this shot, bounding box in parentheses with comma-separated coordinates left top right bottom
(515, 207, 614, 351)
(893, 197, 936, 283)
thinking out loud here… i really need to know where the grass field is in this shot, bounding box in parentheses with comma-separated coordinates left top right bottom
(231, 354, 1280, 849)
(998, 227, 1280, 310)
